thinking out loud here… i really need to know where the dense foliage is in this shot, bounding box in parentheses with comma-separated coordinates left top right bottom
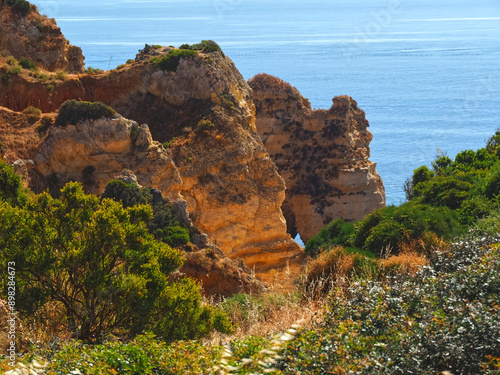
(306, 131, 500, 257)
(55, 100, 116, 127)
(0, 181, 230, 342)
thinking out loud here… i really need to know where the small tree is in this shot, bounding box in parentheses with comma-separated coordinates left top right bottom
(0, 182, 229, 341)
(0, 161, 26, 206)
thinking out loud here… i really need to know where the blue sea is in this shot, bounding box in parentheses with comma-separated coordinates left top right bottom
(30, 0, 500, 206)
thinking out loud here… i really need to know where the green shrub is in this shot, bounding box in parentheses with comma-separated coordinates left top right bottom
(55, 70, 67, 81)
(189, 40, 225, 56)
(22, 105, 42, 121)
(18, 58, 36, 70)
(55, 100, 116, 127)
(101, 179, 151, 208)
(196, 118, 215, 132)
(36, 334, 221, 374)
(353, 203, 460, 256)
(85, 66, 104, 74)
(0, 182, 231, 342)
(280, 235, 500, 374)
(154, 225, 190, 247)
(36, 115, 53, 135)
(102, 179, 191, 246)
(153, 49, 197, 72)
(304, 218, 355, 257)
(139, 44, 162, 54)
(8, 64, 21, 75)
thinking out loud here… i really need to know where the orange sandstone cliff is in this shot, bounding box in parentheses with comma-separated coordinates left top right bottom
(0, 8, 385, 290)
(0, 3, 84, 73)
(249, 74, 385, 243)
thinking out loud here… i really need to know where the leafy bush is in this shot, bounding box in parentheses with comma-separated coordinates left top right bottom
(36, 115, 53, 135)
(55, 70, 66, 81)
(102, 179, 190, 247)
(18, 58, 36, 70)
(189, 40, 225, 56)
(0, 160, 26, 206)
(138, 44, 162, 54)
(55, 100, 116, 127)
(101, 179, 151, 208)
(304, 218, 354, 257)
(3, 0, 31, 15)
(0, 182, 229, 342)
(280, 235, 500, 374)
(154, 225, 190, 248)
(153, 49, 197, 72)
(353, 203, 460, 256)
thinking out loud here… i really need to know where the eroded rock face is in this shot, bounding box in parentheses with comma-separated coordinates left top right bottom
(0, 4, 84, 73)
(249, 73, 386, 242)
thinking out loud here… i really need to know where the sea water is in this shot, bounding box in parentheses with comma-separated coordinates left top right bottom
(30, 0, 500, 206)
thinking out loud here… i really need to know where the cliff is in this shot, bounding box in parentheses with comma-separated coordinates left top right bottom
(248, 74, 385, 242)
(0, 44, 303, 284)
(0, 3, 84, 73)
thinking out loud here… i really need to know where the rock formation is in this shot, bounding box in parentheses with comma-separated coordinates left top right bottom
(0, 3, 84, 73)
(0, 9, 386, 290)
(249, 74, 385, 242)
(0, 42, 303, 284)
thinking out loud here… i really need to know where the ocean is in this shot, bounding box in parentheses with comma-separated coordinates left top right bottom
(30, 0, 500, 206)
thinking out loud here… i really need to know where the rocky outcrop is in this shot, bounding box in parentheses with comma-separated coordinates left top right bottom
(15, 48, 303, 283)
(249, 74, 385, 242)
(0, 4, 84, 73)
(33, 116, 184, 200)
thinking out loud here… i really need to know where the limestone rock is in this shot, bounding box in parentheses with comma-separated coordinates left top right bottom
(249, 73, 386, 242)
(0, 4, 84, 73)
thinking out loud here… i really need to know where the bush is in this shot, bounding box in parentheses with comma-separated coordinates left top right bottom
(55, 70, 67, 81)
(304, 218, 355, 257)
(139, 44, 162, 54)
(153, 49, 197, 72)
(189, 40, 225, 56)
(3, 0, 31, 15)
(102, 179, 191, 247)
(0, 182, 229, 342)
(101, 179, 151, 208)
(353, 203, 460, 256)
(154, 225, 190, 248)
(0, 160, 26, 206)
(36, 115, 53, 135)
(55, 100, 116, 127)
(22, 105, 42, 121)
(280, 235, 500, 374)
(18, 58, 36, 70)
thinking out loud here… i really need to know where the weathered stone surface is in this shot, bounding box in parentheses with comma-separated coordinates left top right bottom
(20, 49, 303, 284)
(249, 73, 386, 242)
(0, 4, 84, 73)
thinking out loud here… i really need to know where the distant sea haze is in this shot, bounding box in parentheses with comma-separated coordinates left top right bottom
(31, 0, 500, 206)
